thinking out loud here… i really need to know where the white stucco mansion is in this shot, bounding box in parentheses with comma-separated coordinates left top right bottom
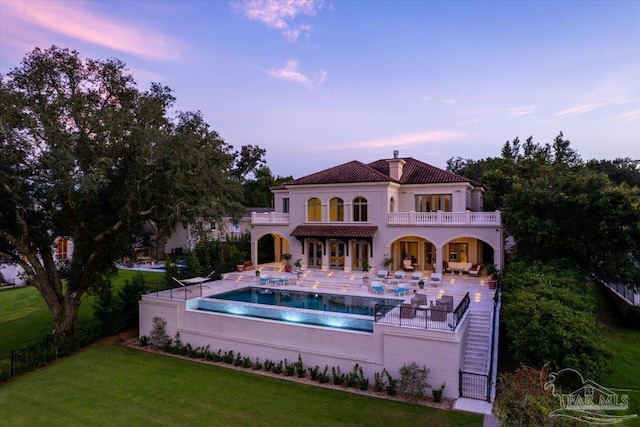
(249, 151, 504, 274)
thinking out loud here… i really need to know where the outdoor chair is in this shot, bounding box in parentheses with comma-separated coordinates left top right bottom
(392, 286, 410, 296)
(468, 264, 482, 276)
(376, 270, 388, 280)
(399, 303, 416, 319)
(430, 304, 447, 321)
(411, 294, 427, 306)
(429, 273, 442, 288)
(370, 281, 385, 294)
(402, 259, 415, 271)
(259, 273, 271, 285)
(408, 271, 423, 287)
(272, 275, 290, 286)
(438, 295, 454, 311)
(389, 271, 406, 286)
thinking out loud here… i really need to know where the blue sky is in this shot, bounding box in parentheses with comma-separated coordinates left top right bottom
(1, 0, 638, 178)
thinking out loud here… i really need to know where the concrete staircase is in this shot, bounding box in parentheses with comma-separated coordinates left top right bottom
(463, 310, 492, 373)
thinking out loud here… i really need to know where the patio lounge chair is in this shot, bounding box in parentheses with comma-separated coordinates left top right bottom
(392, 286, 410, 296)
(371, 281, 385, 294)
(468, 264, 482, 276)
(271, 275, 290, 286)
(402, 259, 415, 271)
(259, 273, 271, 285)
(429, 273, 442, 288)
(408, 271, 423, 287)
(376, 270, 388, 280)
(389, 271, 406, 286)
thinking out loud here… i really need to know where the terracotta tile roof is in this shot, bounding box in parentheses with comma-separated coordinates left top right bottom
(283, 161, 391, 186)
(368, 157, 482, 187)
(290, 225, 378, 238)
(279, 158, 482, 188)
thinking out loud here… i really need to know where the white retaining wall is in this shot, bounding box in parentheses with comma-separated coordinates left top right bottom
(139, 295, 468, 399)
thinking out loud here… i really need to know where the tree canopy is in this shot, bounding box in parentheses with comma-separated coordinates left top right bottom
(0, 46, 264, 334)
(447, 133, 640, 284)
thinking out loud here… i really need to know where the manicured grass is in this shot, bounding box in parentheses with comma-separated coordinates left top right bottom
(0, 342, 482, 427)
(0, 270, 163, 356)
(591, 283, 640, 424)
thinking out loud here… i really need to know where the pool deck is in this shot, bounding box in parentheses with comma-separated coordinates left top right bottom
(149, 264, 497, 313)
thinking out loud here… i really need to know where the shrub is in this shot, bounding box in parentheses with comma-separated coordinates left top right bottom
(309, 365, 320, 381)
(318, 366, 330, 384)
(384, 369, 397, 396)
(503, 285, 611, 384)
(432, 382, 445, 403)
(626, 306, 640, 330)
(398, 362, 430, 401)
(149, 317, 169, 348)
(295, 355, 306, 378)
(373, 371, 386, 392)
(331, 366, 345, 385)
(253, 358, 263, 370)
(494, 366, 566, 427)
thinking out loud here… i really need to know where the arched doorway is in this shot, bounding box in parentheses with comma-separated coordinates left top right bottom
(257, 234, 275, 264)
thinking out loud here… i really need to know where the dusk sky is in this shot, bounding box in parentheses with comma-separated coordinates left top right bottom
(1, 1, 638, 178)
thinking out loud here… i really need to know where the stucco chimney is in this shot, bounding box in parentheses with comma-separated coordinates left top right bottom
(387, 151, 405, 181)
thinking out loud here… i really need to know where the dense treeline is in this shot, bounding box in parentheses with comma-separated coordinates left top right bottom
(449, 136, 640, 425)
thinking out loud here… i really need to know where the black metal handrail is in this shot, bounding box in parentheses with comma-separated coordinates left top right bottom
(374, 292, 470, 331)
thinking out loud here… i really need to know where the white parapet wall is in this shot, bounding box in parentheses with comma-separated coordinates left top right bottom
(139, 295, 469, 399)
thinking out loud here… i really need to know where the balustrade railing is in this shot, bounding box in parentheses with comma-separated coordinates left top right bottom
(250, 210, 501, 226)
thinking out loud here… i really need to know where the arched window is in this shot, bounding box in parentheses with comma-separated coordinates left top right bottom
(353, 197, 368, 222)
(389, 197, 395, 213)
(308, 198, 321, 221)
(329, 197, 344, 221)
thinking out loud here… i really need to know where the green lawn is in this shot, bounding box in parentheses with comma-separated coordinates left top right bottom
(0, 270, 163, 356)
(0, 341, 482, 427)
(591, 283, 640, 424)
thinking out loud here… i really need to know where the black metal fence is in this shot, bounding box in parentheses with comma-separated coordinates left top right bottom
(373, 292, 470, 331)
(459, 370, 490, 400)
(0, 320, 101, 383)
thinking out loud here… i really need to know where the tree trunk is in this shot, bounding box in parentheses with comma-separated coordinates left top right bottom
(52, 297, 81, 335)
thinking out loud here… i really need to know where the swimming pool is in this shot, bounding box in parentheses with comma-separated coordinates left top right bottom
(190, 287, 402, 332)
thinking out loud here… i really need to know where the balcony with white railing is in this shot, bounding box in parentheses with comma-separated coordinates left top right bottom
(387, 210, 501, 226)
(251, 212, 290, 225)
(251, 210, 501, 226)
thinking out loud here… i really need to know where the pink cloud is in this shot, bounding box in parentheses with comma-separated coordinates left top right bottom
(233, 0, 323, 40)
(267, 59, 327, 89)
(2, 1, 180, 61)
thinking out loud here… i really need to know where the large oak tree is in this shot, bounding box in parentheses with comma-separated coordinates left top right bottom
(0, 46, 263, 334)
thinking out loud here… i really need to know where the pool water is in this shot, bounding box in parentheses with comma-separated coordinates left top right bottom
(192, 287, 402, 332)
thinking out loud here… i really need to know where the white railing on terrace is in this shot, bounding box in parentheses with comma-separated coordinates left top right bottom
(251, 210, 501, 226)
(388, 210, 501, 226)
(251, 212, 290, 224)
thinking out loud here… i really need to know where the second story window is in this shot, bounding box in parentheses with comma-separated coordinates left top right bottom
(353, 197, 368, 221)
(308, 197, 321, 221)
(415, 194, 452, 212)
(283, 198, 289, 213)
(329, 197, 344, 221)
